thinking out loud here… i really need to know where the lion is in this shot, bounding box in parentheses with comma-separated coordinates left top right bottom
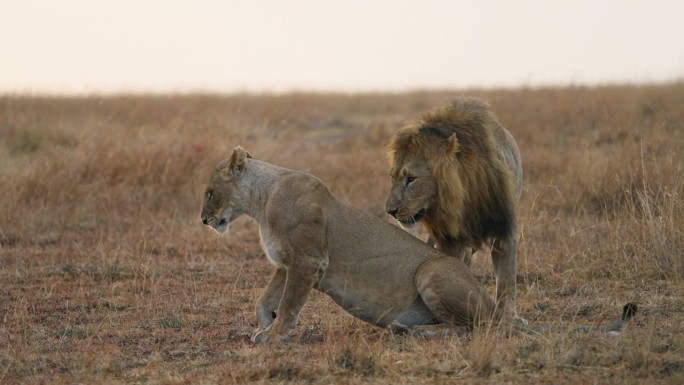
(200, 147, 635, 343)
(386, 97, 523, 322)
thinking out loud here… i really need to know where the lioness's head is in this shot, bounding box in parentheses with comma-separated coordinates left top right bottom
(200, 146, 252, 233)
(386, 122, 461, 228)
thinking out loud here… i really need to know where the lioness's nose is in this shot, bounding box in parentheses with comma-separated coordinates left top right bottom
(201, 216, 208, 225)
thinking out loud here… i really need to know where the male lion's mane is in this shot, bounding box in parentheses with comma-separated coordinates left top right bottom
(387, 98, 516, 247)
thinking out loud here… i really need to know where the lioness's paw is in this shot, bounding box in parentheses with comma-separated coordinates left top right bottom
(251, 328, 288, 344)
(409, 324, 469, 339)
(251, 329, 271, 344)
(388, 320, 409, 334)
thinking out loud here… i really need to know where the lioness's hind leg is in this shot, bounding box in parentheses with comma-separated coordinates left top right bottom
(415, 257, 497, 327)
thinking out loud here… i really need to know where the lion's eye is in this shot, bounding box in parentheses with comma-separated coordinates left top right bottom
(405, 176, 416, 187)
(205, 190, 213, 200)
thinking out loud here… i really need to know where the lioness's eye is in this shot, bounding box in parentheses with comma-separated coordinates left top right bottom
(405, 176, 416, 187)
(206, 190, 213, 200)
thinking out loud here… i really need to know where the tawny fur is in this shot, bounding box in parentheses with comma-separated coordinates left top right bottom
(201, 147, 635, 343)
(201, 147, 498, 343)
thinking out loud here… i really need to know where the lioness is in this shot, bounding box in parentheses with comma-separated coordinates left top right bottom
(201, 147, 635, 343)
(386, 97, 523, 322)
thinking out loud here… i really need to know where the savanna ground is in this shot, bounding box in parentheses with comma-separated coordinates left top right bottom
(1, 84, 683, 384)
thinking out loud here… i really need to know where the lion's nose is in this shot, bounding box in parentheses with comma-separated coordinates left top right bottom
(201, 216, 208, 225)
(386, 208, 398, 218)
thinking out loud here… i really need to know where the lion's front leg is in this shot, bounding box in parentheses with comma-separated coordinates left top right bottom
(251, 263, 320, 344)
(255, 267, 287, 328)
(492, 233, 525, 324)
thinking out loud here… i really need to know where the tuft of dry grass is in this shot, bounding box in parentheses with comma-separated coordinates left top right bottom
(1, 84, 683, 384)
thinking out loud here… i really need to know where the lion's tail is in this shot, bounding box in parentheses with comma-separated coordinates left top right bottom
(514, 303, 638, 334)
(593, 302, 638, 333)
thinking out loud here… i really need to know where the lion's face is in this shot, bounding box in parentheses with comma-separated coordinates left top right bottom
(201, 147, 251, 234)
(385, 152, 437, 228)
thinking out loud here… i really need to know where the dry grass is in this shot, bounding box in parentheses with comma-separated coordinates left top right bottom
(1, 84, 683, 384)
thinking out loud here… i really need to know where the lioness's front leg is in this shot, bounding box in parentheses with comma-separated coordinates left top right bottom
(251, 263, 320, 343)
(252, 200, 328, 344)
(255, 267, 287, 328)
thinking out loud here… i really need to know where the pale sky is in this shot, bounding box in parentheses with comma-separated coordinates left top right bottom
(2, 0, 683, 94)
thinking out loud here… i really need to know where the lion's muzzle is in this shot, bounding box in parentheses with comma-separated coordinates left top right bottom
(388, 208, 427, 227)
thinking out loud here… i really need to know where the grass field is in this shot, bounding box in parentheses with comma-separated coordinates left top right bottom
(1, 84, 683, 384)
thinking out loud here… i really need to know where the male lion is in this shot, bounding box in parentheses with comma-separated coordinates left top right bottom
(386, 97, 523, 322)
(201, 147, 634, 343)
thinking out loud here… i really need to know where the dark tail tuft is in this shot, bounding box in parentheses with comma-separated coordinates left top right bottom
(622, 303, 638, 322)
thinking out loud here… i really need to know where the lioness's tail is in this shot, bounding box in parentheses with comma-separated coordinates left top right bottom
(515, 303, 638, 334)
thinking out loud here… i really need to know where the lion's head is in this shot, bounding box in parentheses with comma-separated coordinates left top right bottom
(385, 98, 515, 247)
(384, 126, 445, 228)
(201, 146, 252, 234)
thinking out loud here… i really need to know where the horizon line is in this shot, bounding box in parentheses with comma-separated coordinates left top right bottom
(2, 78, 683, 98)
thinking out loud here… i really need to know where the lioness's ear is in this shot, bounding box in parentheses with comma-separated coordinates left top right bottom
(446, 133, 460, 155)
(228, 146, 251, 172)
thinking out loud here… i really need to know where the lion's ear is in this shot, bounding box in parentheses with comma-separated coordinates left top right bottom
(228, 146, 251, 172)
(446, 134, 460, 155)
